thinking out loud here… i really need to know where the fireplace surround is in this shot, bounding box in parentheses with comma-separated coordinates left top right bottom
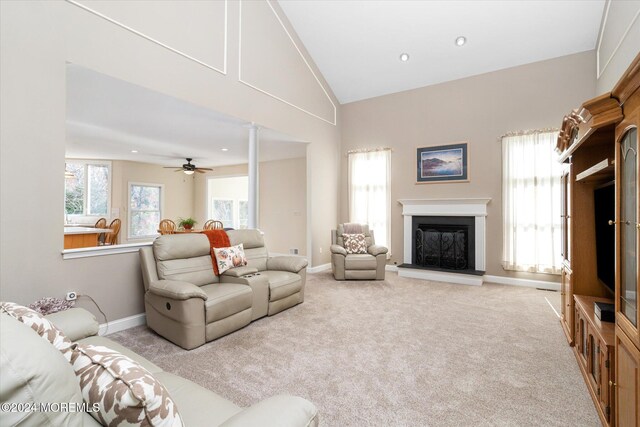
(398, 198, 491, 286)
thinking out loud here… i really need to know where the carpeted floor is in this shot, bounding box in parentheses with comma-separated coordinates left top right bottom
(110, 272, 599, 426)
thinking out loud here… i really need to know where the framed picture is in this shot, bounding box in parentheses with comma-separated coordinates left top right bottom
(416, 142, 468, 183)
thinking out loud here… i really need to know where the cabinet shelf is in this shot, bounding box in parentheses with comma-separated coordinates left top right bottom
(576, 158, 615, 183)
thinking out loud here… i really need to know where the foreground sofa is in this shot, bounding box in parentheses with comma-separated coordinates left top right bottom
(139, 229, 308, 349)
(0, 307, 319, 427)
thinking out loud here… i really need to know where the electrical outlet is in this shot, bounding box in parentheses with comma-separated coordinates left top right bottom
(289, 248, 299, 255)
(66, 291, 77, 301)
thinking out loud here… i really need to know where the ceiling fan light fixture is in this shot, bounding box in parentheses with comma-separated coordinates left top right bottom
(183, 170, 195, 175)
(455, 36, 467, 47)
(399, 53, 410, 62)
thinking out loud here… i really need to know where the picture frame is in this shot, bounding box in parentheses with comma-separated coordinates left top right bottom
(416, 142, 468, 184)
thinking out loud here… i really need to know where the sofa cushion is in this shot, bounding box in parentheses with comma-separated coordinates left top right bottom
(345, 253, 378, 270)
(157, 255, 218, 286)
(201, 283, 253, 323)
(1, 302, 74, 353)
(0, 313, 85, 427)
(213, 243, 248, 275)
(227, 229, 268, 271)
(342, 233, 368, 254)
(46, 307, 100, 342)
(154, 234, 211, 261)
(68, 343, 183, 426)
(153, 372, 241, 427)
(260, 271, 303, 301)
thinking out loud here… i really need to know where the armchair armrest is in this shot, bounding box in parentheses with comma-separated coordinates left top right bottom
(148, 280, 207, 301)
(367, 245, 388, 256)
(45, 308, 99, 341)
(220, 395, 318, 427)
(330, 245, 347, 256)
(222, 266, 258, 277)
(267, 256, 308, 273)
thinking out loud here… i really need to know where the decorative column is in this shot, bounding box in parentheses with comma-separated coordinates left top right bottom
(248, 124, 259, 229)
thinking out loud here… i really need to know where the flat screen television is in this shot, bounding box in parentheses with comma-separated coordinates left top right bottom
(593, 181, 615, 294)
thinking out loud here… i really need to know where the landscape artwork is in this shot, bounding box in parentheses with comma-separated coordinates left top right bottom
(416, 143, 468, 183)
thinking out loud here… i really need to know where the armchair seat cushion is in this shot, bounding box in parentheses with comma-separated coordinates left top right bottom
(345, 253, 378, 270)
(260, 271, 303, 301)
(201, 283, 253, 323)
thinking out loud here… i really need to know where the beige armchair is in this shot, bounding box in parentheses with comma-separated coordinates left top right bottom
(139, 230, 308, 349)
(330, 224, 388, 280)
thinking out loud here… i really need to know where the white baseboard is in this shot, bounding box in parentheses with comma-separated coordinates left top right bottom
(99, 313, 146, 336)
(307, 263, 331, 273)
(385, 265, 399, 272)
(483, 275, 560, 291)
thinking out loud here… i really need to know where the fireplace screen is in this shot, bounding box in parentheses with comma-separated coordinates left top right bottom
(415, 225, 469, 270)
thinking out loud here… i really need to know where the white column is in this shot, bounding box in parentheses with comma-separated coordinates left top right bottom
(248, 125, 259, 229)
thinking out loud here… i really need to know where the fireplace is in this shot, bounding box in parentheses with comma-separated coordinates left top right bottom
(413, 216, 475, 271)
(398, 198, 490, 286)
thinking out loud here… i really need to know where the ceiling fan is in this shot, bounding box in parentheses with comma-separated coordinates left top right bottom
(164, 158, 212, 175)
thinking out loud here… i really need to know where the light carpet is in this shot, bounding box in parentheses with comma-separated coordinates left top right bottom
(110, 272, 599, 426)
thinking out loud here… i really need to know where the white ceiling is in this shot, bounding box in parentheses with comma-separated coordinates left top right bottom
(66, 65, 307, 167)
(279, 0, 606, 104)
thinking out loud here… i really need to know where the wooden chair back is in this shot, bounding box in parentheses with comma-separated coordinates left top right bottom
(203, 220, 224, 230)
(159, 219, 176, 235)
(104, 219, 121, 245)
(94, 218, 107, 228)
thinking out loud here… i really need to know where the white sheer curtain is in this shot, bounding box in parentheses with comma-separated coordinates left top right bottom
(348, 149, 391, 254)
(502, 131, 562, 274)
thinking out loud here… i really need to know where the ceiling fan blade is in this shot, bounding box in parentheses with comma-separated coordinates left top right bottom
(163, 166, 178, 168)
(173, 169, 183, 172)
(196, 168, 213, 171)
(195, 169, 207, 173)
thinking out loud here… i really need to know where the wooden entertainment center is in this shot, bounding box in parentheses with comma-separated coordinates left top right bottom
(557, 54, 639, 426)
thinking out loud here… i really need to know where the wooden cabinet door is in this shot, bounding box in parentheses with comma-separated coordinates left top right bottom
(562, 268, 574, 345)
(615, 328, 639, 427)
(601, 344, 615, 424)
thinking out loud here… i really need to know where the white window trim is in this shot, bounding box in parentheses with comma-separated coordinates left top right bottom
(128, 182, 164, 240)
(206, 174, 248, 222)
(65, 159, 112, 220)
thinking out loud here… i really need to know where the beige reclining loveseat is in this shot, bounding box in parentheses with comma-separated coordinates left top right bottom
(139, 229, 308, 349)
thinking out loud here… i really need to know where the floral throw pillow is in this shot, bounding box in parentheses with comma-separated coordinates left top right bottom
(68, 343, 183, 427)
(343, 233, 368, 254)
(213, 243, 248, 275)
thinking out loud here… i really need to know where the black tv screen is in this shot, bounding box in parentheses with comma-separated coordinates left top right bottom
(594, 181, 615, 293)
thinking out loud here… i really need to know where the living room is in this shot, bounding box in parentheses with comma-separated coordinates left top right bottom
(1, 1, 639, 426)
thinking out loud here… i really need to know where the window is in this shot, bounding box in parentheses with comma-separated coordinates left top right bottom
(129, 183, 163, 239)
(502, 130, 562, 274)
(65, 160, 111, 218)
(207, 176, 249, 229)
(348, 149, 391, 252)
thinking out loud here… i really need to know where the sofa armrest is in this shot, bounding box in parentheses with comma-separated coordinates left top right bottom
(148, 280, 207, 301)
(330, 245, 347, 256)
(45, 308, 99, 341)
(267, 256, 308, 273)
(220, 395, 318, 427)
(222, 266, 258, 277)
(367, 245, 388, 256)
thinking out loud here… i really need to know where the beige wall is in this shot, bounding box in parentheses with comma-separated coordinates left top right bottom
(259, 157, 307, 256)
(595, 0, 640, 94)
(340, 51, 597, 281)
(0, 1, 339, 322)
(111, 160, 195, 244)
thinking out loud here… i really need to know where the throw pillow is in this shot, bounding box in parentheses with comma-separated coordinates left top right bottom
(0, 301, 74, 354)
(213, 243, 248, 275)
(68, 343, 183, 427)
(343, 233, 368, 254)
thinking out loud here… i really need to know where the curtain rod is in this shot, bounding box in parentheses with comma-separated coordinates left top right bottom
(498, 128, 559, 142)
(346, 147, 392, 156)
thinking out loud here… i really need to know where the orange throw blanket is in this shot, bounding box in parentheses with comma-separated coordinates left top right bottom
(201, 229, 230, 276)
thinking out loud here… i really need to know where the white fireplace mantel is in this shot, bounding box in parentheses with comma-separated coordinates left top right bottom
(398, 198, 491, 286)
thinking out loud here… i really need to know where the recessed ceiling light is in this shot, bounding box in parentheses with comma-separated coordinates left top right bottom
(131, 149, 138, 153)
(399, 53, 410, 62)
(455, 36, 467, 47)
(221, 148, 229, 152)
